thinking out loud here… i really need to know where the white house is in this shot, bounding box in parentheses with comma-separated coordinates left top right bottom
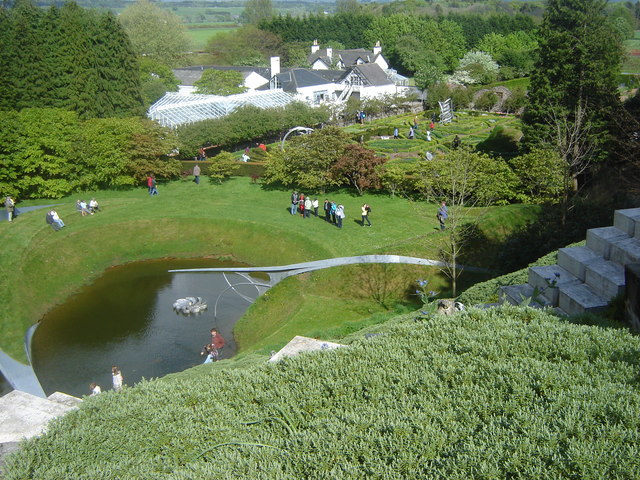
(307, 40, 389, 71)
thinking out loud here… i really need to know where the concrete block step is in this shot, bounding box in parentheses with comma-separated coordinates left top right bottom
(613, 208, 640, 237)
(499, 284, 551, 308)
(608, 236, 640, 266)
(528, 265, 581, 306)
(586, 226, 630, 260)
(47, 392, 82, 408)
(557, 246, 600, 281)
(584, 258, 625, 300)
(558, 283, 610, 315)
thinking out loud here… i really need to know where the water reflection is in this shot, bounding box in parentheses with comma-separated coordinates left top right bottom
(31, 258, 264, 397)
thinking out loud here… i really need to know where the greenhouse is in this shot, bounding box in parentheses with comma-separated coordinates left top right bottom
(147, 89, 297, 128)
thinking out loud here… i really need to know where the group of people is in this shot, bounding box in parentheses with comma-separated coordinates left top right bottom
(76, 198, 100, 216)
(89, 366, 124, 396)
(289, 192, 320, 218)
(289, 192, 374, 229)
(201, 328, 225, 363)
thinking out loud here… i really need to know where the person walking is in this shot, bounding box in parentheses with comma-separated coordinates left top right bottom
(150, 176, 158, 196)
(5, 196, 15, 222)
(361, 203, 372, 227)
(437, 201, 448, 231)
(193, 164, 201, 184)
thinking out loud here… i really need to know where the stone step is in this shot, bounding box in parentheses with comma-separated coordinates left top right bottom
(584, 258, 625, 300)
(528, 265, 582, 306)
(499, 284, 551, 308)
(47, 391, 82, 408)
(0, 390, 80, 443)
(613, 208, 640, 237)
(586, 226, 630, 260)
(608, 236, 640, 266)
(557, 246, 600, 281)
(558, 283, 610, 315)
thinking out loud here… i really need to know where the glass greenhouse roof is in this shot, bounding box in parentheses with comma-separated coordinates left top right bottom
(147, 89, 296, 128)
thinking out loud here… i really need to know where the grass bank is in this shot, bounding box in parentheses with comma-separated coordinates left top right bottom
(0, 177, 539, 362)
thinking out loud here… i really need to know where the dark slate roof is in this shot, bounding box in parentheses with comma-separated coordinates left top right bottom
(173, 66, 271, 86)
(307, 48, 388, 69)
(266, 68, 348, 93)
(351, 64, 393, 86)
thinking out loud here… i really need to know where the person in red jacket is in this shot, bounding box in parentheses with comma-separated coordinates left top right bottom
(201, 328, 226, 363)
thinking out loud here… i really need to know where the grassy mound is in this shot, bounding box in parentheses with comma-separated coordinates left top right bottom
(6, 306, 640, 479)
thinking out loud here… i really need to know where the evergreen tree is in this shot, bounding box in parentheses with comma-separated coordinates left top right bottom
(0, 8, 16, 109)
(91, 11, 144, 117)
(522, 0, 623, 224)
(522, 0, 622, 158)
(9, 0, 47, 110)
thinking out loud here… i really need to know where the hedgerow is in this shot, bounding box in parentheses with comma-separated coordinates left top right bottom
(6, 307, 640, 479)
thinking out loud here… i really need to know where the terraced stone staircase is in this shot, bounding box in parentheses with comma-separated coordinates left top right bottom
(500, 208, 640, 315)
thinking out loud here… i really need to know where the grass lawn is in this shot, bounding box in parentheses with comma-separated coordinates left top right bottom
(0, 177, 540, 363)
(185, 25, 237, 51)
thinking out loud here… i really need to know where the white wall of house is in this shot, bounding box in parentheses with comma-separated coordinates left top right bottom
(244, 72, 269, 90)
(293, 82, 341, 104)
(359, 84, 400, 99)
(374, 56, 389, 70)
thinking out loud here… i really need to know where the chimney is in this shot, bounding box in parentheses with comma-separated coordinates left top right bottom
(373, 41, 382, 55)
(270, 56, 281, 78)
(311, 39, 320, 54)
(326, 47, 332, 60)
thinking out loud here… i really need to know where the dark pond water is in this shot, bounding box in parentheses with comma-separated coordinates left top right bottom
(31, 258, 266, 398)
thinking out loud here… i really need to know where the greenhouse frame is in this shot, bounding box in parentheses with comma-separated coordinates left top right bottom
(147, 89, 297, 128)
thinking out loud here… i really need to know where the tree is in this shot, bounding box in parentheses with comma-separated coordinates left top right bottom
(194, 70, 247, 96)
(241, 0, 273, 25)
(206, 25, 281, 65)
(139, 57, 179, 107)
(449, 51, 499, 85)
(522, 0, 623, 199)
(208, 152, 240, 184)
(263, 127, 352, 192)
(331, 144, 386, 195)
(336, 0, 361, 14)
(376, 163, 409, 197)
(119, 0, 190, 66)
(416, 146, 517, 295)
(508, 148, 564, 203)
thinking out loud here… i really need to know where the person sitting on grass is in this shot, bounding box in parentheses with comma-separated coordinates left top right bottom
(89, 198, 100, 213)
(76, 200, 92, 216)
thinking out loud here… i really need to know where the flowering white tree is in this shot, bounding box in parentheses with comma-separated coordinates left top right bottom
(449, 51, 499, 85)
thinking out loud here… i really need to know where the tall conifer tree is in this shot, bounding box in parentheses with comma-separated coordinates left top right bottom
(522, 0, 622, 159)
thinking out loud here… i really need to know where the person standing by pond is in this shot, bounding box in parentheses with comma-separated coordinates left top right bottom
(201, 328, 225, 362)
(112, 366, 123, 392)
(89, 383, 101, 396)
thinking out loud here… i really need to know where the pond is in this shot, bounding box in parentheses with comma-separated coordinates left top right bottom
(31, 258, 265, 398)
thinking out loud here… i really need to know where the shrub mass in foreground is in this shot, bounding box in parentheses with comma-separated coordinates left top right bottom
(6, 307, 640, 479)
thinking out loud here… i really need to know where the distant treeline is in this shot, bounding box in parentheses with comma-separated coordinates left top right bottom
(0, 1, 144, 119)
(259, 12, 536, 51)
